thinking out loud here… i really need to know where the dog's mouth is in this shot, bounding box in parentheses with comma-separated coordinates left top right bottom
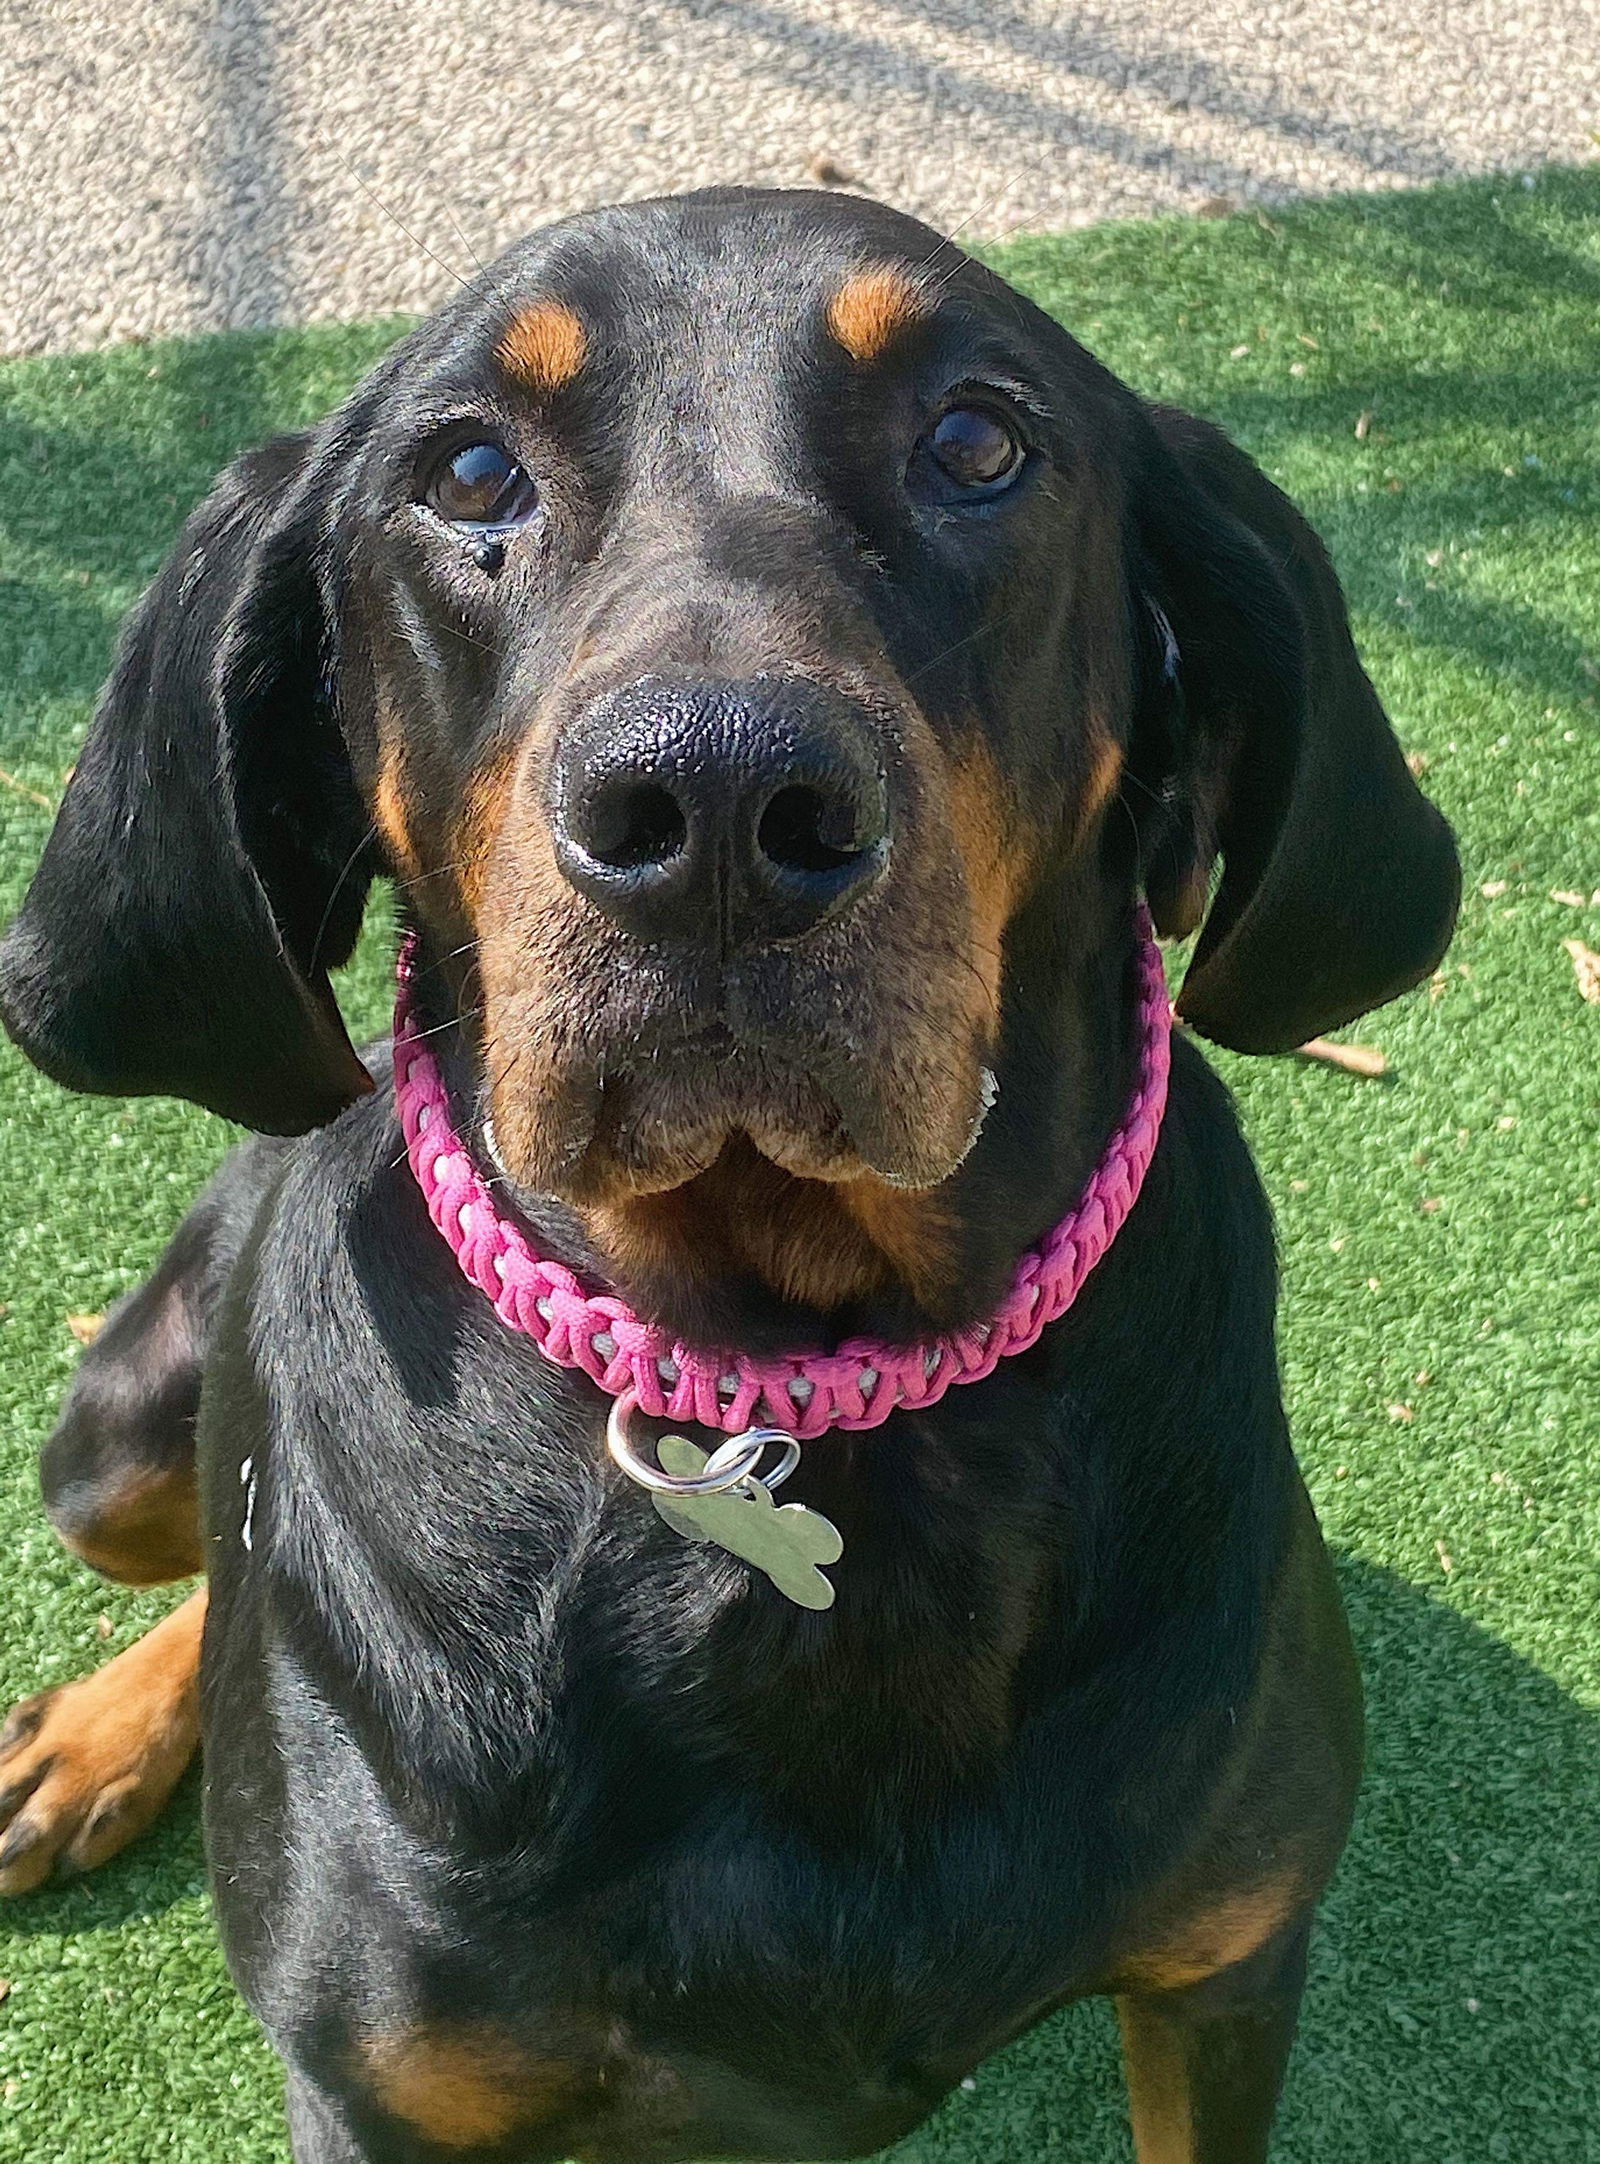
(480, 1001, 997, 1211)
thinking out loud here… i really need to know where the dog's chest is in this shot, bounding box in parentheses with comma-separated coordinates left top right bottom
(259, 1537, 1141, 2163)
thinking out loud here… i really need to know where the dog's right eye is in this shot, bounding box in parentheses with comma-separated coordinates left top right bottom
(426, 442, 540, 529)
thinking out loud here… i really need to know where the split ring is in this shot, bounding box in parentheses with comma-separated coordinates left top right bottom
(606, 1391, 801, 1496)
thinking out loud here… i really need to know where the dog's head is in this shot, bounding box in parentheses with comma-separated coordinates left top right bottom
(0, 191, 1458, 1335)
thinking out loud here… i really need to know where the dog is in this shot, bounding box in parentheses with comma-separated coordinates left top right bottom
(0, 188, 1458, 2162)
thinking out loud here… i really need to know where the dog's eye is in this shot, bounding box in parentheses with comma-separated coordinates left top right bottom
(427, 442, 539, 528)
(925, 407, 1024, 493)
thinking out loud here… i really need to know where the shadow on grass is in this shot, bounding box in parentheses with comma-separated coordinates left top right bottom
(0, 322, 408, 767)
(897, 1555, 1600, 2164)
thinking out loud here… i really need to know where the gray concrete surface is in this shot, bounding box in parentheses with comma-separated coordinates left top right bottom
(2, 0, 1596, 355)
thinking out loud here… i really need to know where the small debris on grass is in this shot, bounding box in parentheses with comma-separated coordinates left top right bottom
(1406, 749, 1430, 776)
(1229, 342, 1251, 359)
(1389, 1402, 1416, 1423)
(96, 1614, 113, 1641)
(1419, 1197, 1442, 1214)
(1550, 888, 1587, 907)
(1436, 1540, 1454, 1573)
(1354, 409, 1374, 441)
(0, 1978, 11, 2007)
(807, 154, 858, 188)
(0, 765, 53, 811)
(1480, 879, 1508, 898)
(66, 1311, 104, 1345)
(1295, 1036, 1388, 1077)
(1562, 938, 1600, 1004)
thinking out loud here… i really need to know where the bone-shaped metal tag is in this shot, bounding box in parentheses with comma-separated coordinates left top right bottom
(652, 1435, 843, 1610)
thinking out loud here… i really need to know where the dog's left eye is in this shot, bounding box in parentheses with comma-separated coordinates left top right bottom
(426, 441, 540, 528)
(923, 406, 1025, 494)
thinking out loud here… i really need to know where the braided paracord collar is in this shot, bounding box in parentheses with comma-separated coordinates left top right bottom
(394, 911, 1171, 1440)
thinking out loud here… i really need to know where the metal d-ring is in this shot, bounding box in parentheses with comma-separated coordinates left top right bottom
(606, 1391, 801, 1497)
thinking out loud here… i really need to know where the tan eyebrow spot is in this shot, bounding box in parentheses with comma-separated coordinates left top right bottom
(497, 299, 588, 391)
(826, 265, 928, 364)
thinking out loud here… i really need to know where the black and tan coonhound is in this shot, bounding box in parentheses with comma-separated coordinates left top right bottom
(0, 189, 1458, 2162)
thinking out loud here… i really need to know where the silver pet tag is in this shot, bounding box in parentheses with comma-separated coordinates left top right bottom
(652, 1435, 843, 1611)
(606, 1399, 843, 1610)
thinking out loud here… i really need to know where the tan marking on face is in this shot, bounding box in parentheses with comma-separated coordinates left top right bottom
(361, 2027, 568, 2149)
(374, 751, 421, 888)
(826, 265, 928, 364)
(497, 300, 588, 392)
(0, 1588, 205, 1895)
(836, 1180, 956, 1312)
(454, 735, 523, 922)
(1078, 731, 1124, 836)
(586, 1147, 894, 1313)
(944, 735, 1031, 1030)
(472, 753, 600, 1186)
(55, 1462, 202, 1587)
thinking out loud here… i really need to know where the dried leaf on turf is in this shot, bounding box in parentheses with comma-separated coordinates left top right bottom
(1296, 1037, 1389, 1077)
(66, 1312, 104, 1345)
(1562, 939, 1600, 1003)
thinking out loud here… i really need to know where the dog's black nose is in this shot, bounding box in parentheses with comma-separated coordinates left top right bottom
(549, 677, 890, 946)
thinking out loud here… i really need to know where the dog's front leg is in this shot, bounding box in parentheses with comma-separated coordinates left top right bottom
(1115, 1913, 1313, 2164)
(0, 1157, 252, 1894)
(0, 1587, 204, 1894)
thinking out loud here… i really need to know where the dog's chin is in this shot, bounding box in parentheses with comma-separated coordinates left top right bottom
(488, 1044, 995, 1207)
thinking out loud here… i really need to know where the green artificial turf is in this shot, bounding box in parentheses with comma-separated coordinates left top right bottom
(1, 169, 1598, 2161)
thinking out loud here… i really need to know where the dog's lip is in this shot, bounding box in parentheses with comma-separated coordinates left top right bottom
(484, 1025, 997, 1201)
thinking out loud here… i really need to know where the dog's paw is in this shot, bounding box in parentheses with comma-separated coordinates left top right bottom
(0, 1590, 204, 1895)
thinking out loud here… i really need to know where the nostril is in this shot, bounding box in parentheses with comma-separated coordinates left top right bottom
(580, 780, 688, 871)
(757, 784, 874, 875)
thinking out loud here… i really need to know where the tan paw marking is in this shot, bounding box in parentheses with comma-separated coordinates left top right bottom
(0, 1587, 205, 1894)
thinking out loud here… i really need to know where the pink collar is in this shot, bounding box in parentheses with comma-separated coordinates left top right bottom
(394, 914, 1171, 1440)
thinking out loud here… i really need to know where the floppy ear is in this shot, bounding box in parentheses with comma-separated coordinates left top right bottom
(1130, 405, 1460, 1053)
(0, 431, 375, 1132)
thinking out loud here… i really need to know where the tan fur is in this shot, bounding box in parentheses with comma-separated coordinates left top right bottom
(835, 1178, 957, 1312)
(59, 1461, 201, 1586)
(826, 265, 928, 364)
(453, 736, 522, 922)
(1078, 731, 1125, 837)
(0, 1589, 205, 1895)
(360, 2025, 565, 2148)
(374, 749, 422, 888)
(1113, 1873, 1308, 1994)
(497, 300, 588, 392)
(944, 734, 1030, 1032)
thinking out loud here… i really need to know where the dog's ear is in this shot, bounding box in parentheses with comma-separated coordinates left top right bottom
(0, 430, 375, 1132)
(1130, 405, 1460, 1053)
